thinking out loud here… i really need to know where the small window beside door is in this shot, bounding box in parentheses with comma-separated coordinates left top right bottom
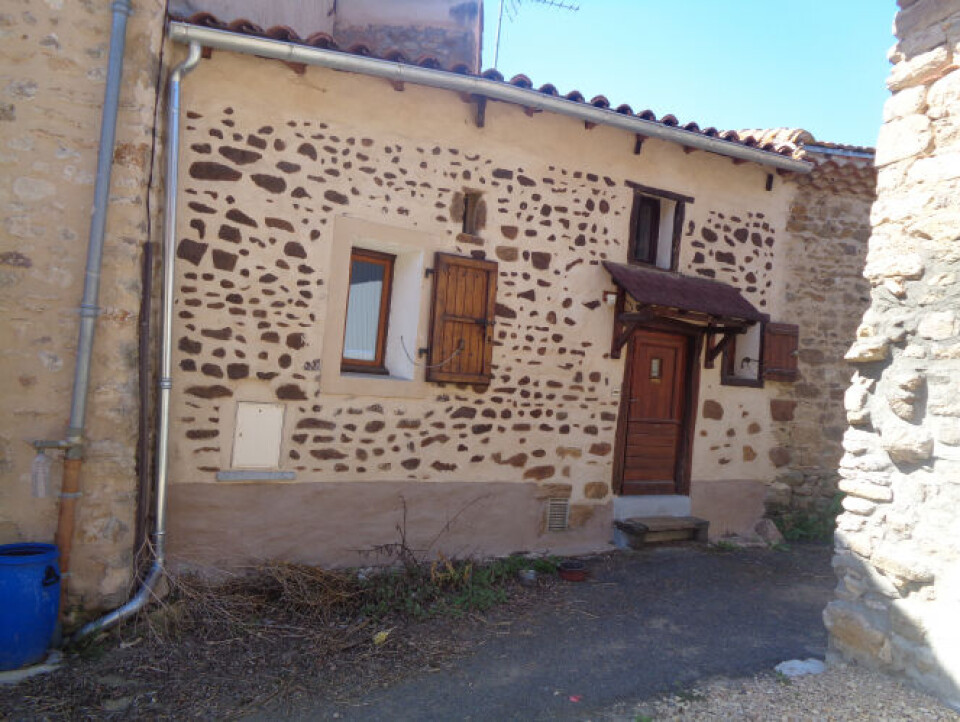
(342, 248, 394, 374)
(720, 322, 800, 386)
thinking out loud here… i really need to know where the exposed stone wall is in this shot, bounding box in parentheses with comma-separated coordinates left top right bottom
(0, 1, 166, 609)
(162, 50, 806, 564)
(767, 155, 875, 511)
(172, 103, 627, 502)
(825, 0, 960, 708)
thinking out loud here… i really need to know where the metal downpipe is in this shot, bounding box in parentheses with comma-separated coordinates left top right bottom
(52, 0, 132, 608)
(73, 41, 203, 642)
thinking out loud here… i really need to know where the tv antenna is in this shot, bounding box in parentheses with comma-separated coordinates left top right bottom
(491, 0, 580, 69)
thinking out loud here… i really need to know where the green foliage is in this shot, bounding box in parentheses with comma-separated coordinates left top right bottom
(359, 553, 559, 621)
(773, 492, 844, 542)
(710, 540, 740, 553)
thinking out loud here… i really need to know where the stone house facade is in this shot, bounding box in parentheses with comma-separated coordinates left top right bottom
(2, 2, 873, 611)
(825, 0, 960, 709)
(158, 18, 875, 572)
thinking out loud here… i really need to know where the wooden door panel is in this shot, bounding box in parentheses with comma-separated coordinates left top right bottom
(617, 329, 690, 495)
(620, 479, 676, 495)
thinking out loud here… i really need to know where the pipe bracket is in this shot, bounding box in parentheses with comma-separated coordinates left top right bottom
(79, 303, 101, 318)
(31, 439, 76, 451)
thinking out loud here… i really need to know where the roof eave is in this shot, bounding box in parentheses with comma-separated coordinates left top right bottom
(168, 22, 813, 175)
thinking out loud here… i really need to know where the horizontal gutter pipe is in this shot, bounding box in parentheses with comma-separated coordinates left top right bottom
(168, 22, 812, 175)
(73, 40, 204, 643)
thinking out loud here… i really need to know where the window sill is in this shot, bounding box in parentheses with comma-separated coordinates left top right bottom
(216, 470, 296, 482)
(720, 375, 764, 388)
(340, 363, 390, 375)
(321, 370, 429, 400)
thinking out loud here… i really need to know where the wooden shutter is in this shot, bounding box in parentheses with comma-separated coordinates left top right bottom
(762, 322, 800, 382)
(426, 253, 498, 384)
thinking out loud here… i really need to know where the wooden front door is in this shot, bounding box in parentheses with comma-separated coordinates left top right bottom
(617, 329, 692, 496)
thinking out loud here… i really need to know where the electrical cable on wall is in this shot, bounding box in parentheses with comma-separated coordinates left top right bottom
(400, 336, 464, 369)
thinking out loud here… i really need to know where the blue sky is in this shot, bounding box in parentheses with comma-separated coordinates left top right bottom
(481, 1, 896, 147)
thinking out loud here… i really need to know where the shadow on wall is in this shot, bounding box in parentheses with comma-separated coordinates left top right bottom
(824, 539, 960, 711)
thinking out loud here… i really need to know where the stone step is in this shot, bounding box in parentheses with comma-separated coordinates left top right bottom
(613, 515, 710, 548)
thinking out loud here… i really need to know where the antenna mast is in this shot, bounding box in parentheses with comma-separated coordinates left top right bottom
(491, 0, 580, 69)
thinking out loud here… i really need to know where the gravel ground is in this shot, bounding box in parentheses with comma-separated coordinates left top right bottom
(613, 664, 960, 721)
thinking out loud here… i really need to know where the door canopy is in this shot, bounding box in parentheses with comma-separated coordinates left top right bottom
(602, 261, 768, 360)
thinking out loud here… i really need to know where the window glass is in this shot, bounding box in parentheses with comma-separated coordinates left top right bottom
(342, 249, 394, 370)
(632, 196, 660, 264)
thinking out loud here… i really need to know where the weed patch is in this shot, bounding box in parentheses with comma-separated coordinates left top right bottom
(360, 553, 559, 620)
(772, 493, 844, 542)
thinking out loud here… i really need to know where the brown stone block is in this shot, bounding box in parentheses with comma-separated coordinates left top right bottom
(583, 481, 609, 499)
(768, 446, 791, 467)
(523, 465, 555, 481)
(703, 400, 723, 420)
(770, 399, 797, 421)
(567, 503, 595, 529)
(588, 442, 612, 456)
(535, 483, 572, 500)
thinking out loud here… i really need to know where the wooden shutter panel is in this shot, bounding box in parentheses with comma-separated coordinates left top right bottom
(427, 253, 498, 384)
(763, 322, 800, 382)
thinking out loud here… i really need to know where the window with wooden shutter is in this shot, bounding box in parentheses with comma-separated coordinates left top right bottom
(426, 253, 498, 384)
(762, 322, 800, 382)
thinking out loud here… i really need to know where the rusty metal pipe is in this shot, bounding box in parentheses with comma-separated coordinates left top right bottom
(48, 0, 132, 609)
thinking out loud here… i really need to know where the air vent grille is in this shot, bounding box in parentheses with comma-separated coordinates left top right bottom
(546, 497, 570, 532)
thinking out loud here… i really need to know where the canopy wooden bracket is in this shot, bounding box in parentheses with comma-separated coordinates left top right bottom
(611, 297, 657, 359)
(704, 327, 739, 369)
(633, 134, 647, 154)
(610, 289, 627, 358)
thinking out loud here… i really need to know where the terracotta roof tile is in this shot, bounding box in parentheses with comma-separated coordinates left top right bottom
(303, 31, 336, 48)
(170, 13, 855, 159)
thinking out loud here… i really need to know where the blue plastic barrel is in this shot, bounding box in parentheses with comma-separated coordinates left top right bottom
(0, 543, 60, 671)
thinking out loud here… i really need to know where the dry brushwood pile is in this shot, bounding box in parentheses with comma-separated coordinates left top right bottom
(0, 556, 558, 720)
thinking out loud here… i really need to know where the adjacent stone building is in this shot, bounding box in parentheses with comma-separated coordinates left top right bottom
(0, 0, 167, 610)
(824, 0, 960, 709)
